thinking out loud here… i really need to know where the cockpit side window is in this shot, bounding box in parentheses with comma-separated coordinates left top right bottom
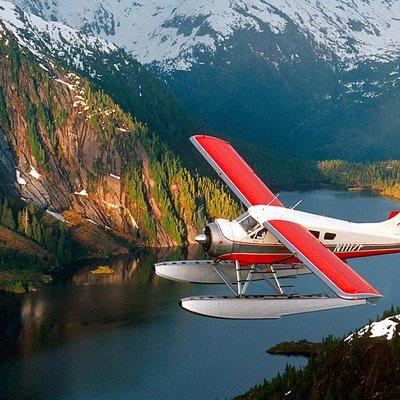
(324, 232, 336, 240)
(235, 212, 249, 223)
(309, 230, 320, 239)
(236, 213, 260, 233)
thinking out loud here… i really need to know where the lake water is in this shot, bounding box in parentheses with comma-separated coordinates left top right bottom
(1, 189, 400, 400)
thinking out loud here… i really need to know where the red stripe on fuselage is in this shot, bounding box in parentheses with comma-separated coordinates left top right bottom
(218, 247, 400, 265)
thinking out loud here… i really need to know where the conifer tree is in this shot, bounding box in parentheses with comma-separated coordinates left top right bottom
(18, 207, 31, 237)
(1, 199, 16, 230)
(31, 215, 42, 244)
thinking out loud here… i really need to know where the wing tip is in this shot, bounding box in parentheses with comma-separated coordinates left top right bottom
(339, 292, 382, 300)
(190, 134, 231, 145)
(336, 279, 382, 300)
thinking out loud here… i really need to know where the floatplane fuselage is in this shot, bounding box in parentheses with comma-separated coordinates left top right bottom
(155, 135, 400, 319)
(197, 205, 400, 265)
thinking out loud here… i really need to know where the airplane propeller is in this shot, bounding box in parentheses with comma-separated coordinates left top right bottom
(194, 233, 207, 244)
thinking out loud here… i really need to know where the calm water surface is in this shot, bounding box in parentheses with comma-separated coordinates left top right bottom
(1, 189, 400, 400)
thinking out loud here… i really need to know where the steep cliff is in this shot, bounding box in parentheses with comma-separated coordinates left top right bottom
(0, 21, 240, 248)
(0, 0, 201, 166)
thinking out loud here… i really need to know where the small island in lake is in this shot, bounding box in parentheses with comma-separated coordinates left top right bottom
(90, 266, 115, 274)
(266, 339, 322, 357)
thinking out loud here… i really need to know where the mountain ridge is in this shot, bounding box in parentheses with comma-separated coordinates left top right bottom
(12, 0, 400, 161)
(2, 0, 400, 256)
(12, 0, 400, 71)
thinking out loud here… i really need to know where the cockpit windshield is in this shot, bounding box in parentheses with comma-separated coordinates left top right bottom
(235, 212, 260, 233)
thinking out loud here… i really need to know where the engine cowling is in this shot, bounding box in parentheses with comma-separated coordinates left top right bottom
(195, 221, 233, 258)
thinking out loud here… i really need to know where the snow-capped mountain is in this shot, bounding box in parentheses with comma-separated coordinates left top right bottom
(0, 1, 235, 246)
(6, 0, 400, 160)
(0, 0, 197, 160)
(0, 0, 118, 76)
(11, 0, 400, 71)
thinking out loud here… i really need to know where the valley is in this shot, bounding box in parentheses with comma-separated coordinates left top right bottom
(1, 1, 400, 293)
(1, 1, 400, 399)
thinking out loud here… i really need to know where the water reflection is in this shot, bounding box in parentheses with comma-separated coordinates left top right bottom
(71, 257, 140, 285)
(0, 293, 22, 359)
(0, 246, 203, 360)
(1, 190, 400, 399)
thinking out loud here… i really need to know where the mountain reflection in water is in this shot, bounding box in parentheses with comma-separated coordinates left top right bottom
(0, 246, 202, 360)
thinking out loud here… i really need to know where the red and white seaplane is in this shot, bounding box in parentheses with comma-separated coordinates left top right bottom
(155, 135, 400, 319)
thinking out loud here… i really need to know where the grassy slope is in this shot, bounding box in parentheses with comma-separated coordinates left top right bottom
(0, 226, 51, 262)
(63, 211, 130, 258)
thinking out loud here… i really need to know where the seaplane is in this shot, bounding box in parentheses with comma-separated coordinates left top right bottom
(155, 135, 400, 319)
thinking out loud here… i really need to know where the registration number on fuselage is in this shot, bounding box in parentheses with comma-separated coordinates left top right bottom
(333, 243, 364, 253)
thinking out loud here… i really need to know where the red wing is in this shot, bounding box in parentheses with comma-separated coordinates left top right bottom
(191, 135, 284, 208)
(264, 219, 381, 299)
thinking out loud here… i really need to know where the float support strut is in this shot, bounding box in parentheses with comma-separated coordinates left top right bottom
(235, 260, 243, 297)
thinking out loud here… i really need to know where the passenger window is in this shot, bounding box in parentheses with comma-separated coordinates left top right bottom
(250, 228, 267, 240)
(309, 230, 320, 239)
(256, 228, 267, 239)
(324, 232, 336, 240)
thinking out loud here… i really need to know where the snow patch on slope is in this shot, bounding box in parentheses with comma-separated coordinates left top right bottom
(46, 209, 65, 221)
(0, 0, 117, 72)
(15, 169, 26, 185)
(346, 314, 400, 342)
(29, 165, 41, 179)
(74, 189, 88, 196)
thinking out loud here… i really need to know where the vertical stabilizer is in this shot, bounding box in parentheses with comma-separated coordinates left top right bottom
(377, 210, 400, 232)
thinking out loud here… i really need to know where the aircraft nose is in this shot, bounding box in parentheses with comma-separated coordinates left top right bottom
(194, 233, 207, 244)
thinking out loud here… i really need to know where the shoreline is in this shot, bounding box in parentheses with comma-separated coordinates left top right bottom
(1, 185, 399, 295)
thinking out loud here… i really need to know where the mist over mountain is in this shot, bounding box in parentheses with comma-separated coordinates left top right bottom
(11, 0, 400, 160)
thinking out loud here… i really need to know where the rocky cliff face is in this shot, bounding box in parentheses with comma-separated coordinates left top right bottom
(0, 0, 201, 165)
(0, 22, 240, 247)
(0, 38, 145, 241)
(0, 126, 17, 198)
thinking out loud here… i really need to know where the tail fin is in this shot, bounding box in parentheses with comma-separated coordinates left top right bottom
(388, 211, 400, 220)
(377, 210, 400, 232)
